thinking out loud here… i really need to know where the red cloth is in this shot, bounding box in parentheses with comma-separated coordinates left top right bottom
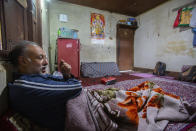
(0, 111, 17, 131)
(173, 8, 182, 28)
(101, 77, 117, 85)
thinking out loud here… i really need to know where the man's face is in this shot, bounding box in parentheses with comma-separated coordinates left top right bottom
(25, 45, 48, 74)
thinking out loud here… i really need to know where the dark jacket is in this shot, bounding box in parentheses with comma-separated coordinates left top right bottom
(8, 73, 82, 131)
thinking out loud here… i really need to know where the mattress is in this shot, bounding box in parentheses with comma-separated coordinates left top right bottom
(81, 62, 120, 78)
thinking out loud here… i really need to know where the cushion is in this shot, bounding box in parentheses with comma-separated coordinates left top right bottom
(181, 65, 192, 72)
(0, 110, 49, 131)
(179, 65, 196, 82)
(81, 62, 120, 78)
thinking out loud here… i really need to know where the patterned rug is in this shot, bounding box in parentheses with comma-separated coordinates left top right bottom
(79, 73, 142, 87)
(129, 72, 155, 78)
(130, 72, 176, 80)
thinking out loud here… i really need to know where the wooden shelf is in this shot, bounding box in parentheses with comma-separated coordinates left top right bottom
(117, 24, 138, 30)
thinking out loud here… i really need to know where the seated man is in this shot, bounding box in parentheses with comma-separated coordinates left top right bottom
(8, 40, 82, 131)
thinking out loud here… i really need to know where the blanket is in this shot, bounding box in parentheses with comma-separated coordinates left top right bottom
(65, 81, 190, 131)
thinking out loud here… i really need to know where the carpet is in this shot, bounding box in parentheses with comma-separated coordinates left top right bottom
(130, 73, 155, 78)
(130, 72, 176, 80)
(79, 73, 142, 87)
(159, 75, 176, 80)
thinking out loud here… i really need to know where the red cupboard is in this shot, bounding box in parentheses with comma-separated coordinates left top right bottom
(57, 38, 80, 78)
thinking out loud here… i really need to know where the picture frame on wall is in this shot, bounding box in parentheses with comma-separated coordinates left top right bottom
(90, 13, 105, 39)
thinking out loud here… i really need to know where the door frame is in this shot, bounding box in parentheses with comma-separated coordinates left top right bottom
(116, 24, 137, 71)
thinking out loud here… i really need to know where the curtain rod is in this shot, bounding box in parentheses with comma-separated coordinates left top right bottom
(172, 0, 196, 12)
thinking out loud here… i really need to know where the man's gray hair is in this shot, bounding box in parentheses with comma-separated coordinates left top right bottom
(8, 40, 39, 66)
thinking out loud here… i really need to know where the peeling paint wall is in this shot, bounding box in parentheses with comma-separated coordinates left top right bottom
(135, 0, 196, 72)
(48, 1, 132, 72)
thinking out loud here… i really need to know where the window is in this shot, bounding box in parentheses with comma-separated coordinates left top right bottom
(0, 0, 7, 55)
(0, 0, 27, 56)
(0, 0, 42, 58)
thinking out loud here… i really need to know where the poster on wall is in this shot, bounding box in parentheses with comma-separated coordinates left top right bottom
(91, 13, 105, 39)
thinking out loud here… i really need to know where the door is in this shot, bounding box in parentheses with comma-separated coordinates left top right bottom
(57, 38, 80, 77)
(116, 24, 135, 71)
(27, 0, 42, 45)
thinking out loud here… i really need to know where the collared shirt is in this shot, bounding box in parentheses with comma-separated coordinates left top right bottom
(8, 73, 82, 131)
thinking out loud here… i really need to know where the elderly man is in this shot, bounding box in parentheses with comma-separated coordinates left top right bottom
(8, 41, 82, 131)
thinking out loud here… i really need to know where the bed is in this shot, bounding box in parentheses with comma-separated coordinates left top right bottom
(0, 72, 196, 131)
(65, 76, 196, 131)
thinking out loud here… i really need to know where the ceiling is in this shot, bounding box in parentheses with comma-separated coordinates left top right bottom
(59, 0, 169, 16)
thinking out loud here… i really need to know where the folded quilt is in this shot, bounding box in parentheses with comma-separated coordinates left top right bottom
(84, 81, 190, 131)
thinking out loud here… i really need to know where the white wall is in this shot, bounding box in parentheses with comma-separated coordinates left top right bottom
(0, 64, 8, 116)
(41, 0, 50, 73)
(48, 1, 132, 72)
(135, 0, 196, 72)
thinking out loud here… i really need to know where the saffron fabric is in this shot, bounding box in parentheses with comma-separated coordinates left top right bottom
(179, 8, 193, 27)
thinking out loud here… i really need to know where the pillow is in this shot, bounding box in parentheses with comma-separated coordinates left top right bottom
(181, 65, 192, 72)
(179, 65, 196, 82)
(0, 110, 50, 131)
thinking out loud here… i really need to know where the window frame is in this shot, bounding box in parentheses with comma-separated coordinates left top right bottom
(0, 0, 42, 59)
(0, 0, 9, 58)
